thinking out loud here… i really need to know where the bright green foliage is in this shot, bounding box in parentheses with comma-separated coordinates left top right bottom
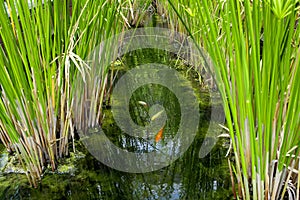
(0, 0, 124, 187)
(0, 0, 299, 196)
(168, 0, 300, 199)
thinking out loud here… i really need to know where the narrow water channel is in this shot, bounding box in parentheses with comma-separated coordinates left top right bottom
(0, 49, 232, 199)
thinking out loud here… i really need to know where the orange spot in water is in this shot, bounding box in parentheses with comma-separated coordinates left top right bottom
(155, 126, 164, 142)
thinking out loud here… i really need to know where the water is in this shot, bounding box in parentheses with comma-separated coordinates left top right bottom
(0, 49, 232, 199)
(0, 135, 231, 199)
(0, 144, 8, 172)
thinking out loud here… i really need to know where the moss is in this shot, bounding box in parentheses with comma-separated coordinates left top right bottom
(0, 174, 29, 199)
(0, 176, 10, 194)
(56, 164, 75, 175)
(51, 150, 86, 176)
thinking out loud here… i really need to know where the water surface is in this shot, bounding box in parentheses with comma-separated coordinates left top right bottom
(0, 49, 232, 199)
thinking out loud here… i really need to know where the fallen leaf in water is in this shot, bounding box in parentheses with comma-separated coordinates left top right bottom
(151, 110, 164, 121)
(138, 101, 147, 106)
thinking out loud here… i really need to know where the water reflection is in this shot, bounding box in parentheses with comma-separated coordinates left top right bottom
(0, 85, 231, 200)
(0, 49, 231, 199)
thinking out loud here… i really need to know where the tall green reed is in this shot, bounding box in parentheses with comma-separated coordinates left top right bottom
(0, 0, 124, 187)
(168, 0, 300, 199)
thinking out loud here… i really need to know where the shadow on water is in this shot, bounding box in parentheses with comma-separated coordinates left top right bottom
(0, 49, 232, 199)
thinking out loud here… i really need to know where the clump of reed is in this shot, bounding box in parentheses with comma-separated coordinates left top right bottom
(168, 0, 300, 199)
(0, 0, 125, 187)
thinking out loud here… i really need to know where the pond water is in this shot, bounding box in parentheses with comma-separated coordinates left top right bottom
(0, 49, 232, 199)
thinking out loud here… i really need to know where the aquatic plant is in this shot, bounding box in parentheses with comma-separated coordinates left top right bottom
(0, 0, 124, 187)
(169, 0, 300, 199)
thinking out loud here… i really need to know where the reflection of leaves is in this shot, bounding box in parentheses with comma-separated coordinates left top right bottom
(121, 48, 179, 69)
(129, 84, 181, 134)
(180, 133, 232, 199)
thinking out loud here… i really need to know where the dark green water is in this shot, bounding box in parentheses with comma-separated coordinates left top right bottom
(0, 126, 231, 199)
(0, 49, 232, 199)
